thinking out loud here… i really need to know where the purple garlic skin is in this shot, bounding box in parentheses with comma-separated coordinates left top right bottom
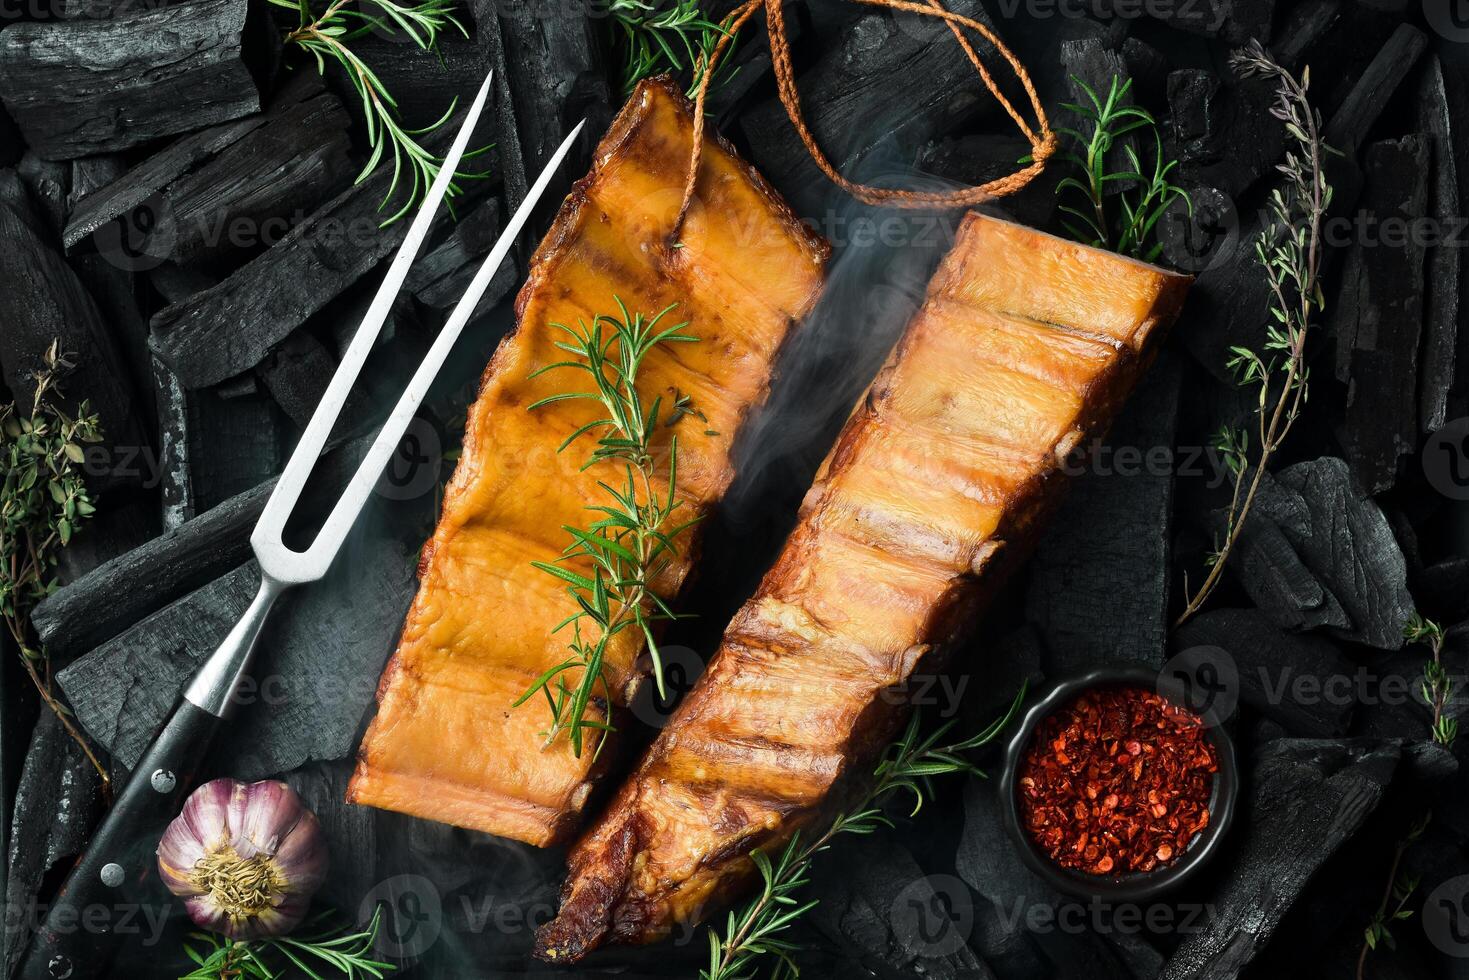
(157, 778, 328, 939)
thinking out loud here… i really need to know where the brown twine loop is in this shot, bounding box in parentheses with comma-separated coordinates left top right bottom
(675, 0, 1057, 232)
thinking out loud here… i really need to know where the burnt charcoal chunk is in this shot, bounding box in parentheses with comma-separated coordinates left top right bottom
(403, 194, 513, 311)
(257, 330, 341, 429)
(1414, 56, 1461, 437)
(1235, 457, 1416, 649)
(1331, 135, 1429, 495)
(739, 0, 1001, 217)
(1027, 356, 1181, 673)
(65, 76, 354, 268)
(467, 0, 611, 244)
(0, 204, 143, 490)
(1173, 608, 1356, 736)
(0, 0, 265, 159)
(185, 386, 287, 515)
(1158, 738, 1399, 980)
(56, 533, 418, 779)
(17, 151, 68, 238)
(3, 713, 104, 973)
(807, 834, 991, 979)
(154, 356, 194, 530)
(149, 147, 439, 388)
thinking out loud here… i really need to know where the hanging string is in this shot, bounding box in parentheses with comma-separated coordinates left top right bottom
(676, 0, 1058, 232)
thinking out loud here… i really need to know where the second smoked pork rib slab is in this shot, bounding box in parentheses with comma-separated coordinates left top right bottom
(348, 78, 829, 847)
(536, 211, 1192, 959)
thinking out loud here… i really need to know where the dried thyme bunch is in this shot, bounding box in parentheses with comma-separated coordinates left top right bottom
(1175, 41, 1333, 626)
(1, 342, 109, 787)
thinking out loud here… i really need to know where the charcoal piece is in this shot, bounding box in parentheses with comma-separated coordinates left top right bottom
(1351, 640, 1468, 743)
(1158, 738, 1399, 980)
(148, 133, 452, 389)
(1141, 0, 1272, 44)
(0, 102, 17, 168)
(185, 386, 287, 515)
(0, 167, 48, 241)
(915, 133, 1057, 228)
(806, 834, 992, 980)
(56, 533, 418, 779)
(1236, 457, 1416, 649)
(257, 330, 340, 429)
(215, 373, 260, 399)
(1272, 0, 1343, 69)
(467, 0, 611, 243)
(404, 194, 511, 311)
(3, 712, 104, 973)
(64, 75, 353, 269)
(148, 263, 219, 305)
(1415, 56, 1461, 437)
(1120, 36, 1169, 107)
(283, 762, 376, 912)
(1173, 608, 1355, 736)
(154, 356, 194, 530)
(0, 0, 265, 159)
(1331, 135, 1428, 495)
(1165, 68, 1285, 200)
(1026, 356, 1181, 673)
(739, 0, 1001, 217)
(1323, 24, 1428, 158)
(30, 485, 265, 660)
(17, 151, 68, 237)
(0, 202, 143, 489)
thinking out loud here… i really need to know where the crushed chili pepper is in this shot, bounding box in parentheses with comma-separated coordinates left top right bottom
(1017, 684, 1217, 876)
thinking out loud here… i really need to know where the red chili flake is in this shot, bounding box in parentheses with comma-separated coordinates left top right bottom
(1016, 684, 1218, 877)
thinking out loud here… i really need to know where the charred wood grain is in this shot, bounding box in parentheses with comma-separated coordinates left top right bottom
(185, 386, 288, 515)
(1158, 738, 1398, 980)
(64, 75, 353, 268)
(1234, 457, 1416, 649)
(0, 202, 144, 491)
(1331, 135, 1428, 496)
(1415, 56, 1461, 438)
(468, 0, 612, 245)
(1026, 356, 1181, 673)
(1173, 608, 1355, 736)
(154, 356, 194, 530)
(403, 194, 512, 312)
(0, 0, 267, 159)
(148, 135, 446, 388)
(17, 151, 67, 239)
(739, 0, 999, 217)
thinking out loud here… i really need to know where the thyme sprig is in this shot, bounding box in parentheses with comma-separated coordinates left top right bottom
(1056, 75, 1189, 261)
(273, 0, 493, 224)
(181, 906, 395, 980)
(1, 342, 109, 791)
(1175, 42, 1333, 627)
(513, 299, 700, 758)
(610, 0, 740, 99)
(703, 685, 1028, 980)
(1406, 615, 1457, 747)
(1357, 813, 1428, 980)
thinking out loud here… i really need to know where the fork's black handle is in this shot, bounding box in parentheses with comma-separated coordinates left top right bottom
(17, 698, 221, 980)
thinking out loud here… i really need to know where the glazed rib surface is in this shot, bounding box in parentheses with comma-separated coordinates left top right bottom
(536, 211, 1191, 958)
(347, 77, 829, 847)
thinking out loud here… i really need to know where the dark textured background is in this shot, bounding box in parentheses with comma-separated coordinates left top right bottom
(2, 0, 1469, 977)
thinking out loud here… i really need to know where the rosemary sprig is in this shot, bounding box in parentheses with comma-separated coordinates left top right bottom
(609, 0, 740, 99)
(703, 685, 1028, 980)
(1357, 813, 1429, 980)
(181, 906, 395, 980)
(1056, 75, 1189, 262)
(1406, 615, 1457, 747)
(1174, 42, 1333, 627)
(1, 341, 110, 792)
(513, 299, 700, 758)
(272, 0, 492, 224)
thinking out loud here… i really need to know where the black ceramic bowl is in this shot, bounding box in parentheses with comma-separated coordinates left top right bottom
(998, 665, 1238, 902)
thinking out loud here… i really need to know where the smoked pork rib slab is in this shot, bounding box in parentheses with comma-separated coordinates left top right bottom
(347, 78, 829, 846)
(536, 211, 1191, 959)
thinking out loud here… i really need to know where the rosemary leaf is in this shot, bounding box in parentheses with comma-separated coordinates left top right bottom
(517, 300, 702, 758)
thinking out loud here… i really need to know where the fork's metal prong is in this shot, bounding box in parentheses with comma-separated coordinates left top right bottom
(293, 119, 590, 582)
(250, 69, 496, 583)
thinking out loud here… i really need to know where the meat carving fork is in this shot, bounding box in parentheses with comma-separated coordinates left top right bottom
(19, 72, 586, 980)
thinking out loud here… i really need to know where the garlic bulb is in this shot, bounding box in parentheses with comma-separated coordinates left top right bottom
(157, 778, 328, 939)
